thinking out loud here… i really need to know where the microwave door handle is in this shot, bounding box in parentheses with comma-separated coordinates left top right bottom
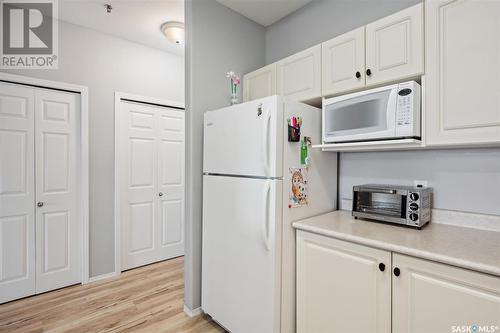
(360, 188, 397, 194)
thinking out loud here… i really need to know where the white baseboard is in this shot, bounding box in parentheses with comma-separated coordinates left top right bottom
(87, 271, 120, 284)
(184, 305, 203, 317)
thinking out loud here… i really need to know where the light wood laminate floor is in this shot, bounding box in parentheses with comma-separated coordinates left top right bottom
(0, 257, 224, 333)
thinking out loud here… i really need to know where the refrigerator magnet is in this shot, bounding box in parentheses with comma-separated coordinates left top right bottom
(289, 167, 308, 207)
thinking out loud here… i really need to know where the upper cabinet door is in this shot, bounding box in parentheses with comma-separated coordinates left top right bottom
(425, 0, 500, 146)
(392, 253, 500, 333)
(322, 27, 365, 96)
(365, 3, 424, 86)
(277, 45, 321, 102)
(243, 63, 277, 102)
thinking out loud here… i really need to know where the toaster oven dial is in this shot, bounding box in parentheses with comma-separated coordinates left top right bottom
(409, 192, 419, 201)
(409, 203, 419, 211)
(409, 213, 419, 222)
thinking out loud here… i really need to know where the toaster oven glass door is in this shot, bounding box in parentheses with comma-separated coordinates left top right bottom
(354, 191, 407, 218)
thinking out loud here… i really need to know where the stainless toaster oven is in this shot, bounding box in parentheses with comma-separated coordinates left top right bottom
(352, 184, 432, 228)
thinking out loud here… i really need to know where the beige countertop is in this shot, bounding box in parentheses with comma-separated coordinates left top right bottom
(293, 210, 500, 277)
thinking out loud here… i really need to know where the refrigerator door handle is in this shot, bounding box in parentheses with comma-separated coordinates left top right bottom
(262, 181, 271, 251)
(262, 111, 271, 175)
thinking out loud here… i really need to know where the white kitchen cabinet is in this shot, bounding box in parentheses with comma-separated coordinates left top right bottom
(365, 3, 424, 86)
(245, 4, 425, 104)
(243, 63, 277, 102)
(277, 45, 321, 102)
(425, 0, 500, 146)
(296, 231, 391, 333)
(392, 253, 500, 332)
(322, 27, 365, 96)
(297, 230, 500, 333)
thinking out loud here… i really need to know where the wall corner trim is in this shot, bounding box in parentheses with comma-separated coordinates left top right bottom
(183, 305, 203, 318)
(87, 271, 121, 284)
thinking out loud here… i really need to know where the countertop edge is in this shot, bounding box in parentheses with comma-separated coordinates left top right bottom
(293, 222, 500, 278)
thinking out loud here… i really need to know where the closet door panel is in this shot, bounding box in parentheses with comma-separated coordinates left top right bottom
(35, 89, 81, 293)
(157, 109, 184, 257)
(120, 101, 184, 270)
(120, 101, 159, 270)
(0, 83, 36, 303)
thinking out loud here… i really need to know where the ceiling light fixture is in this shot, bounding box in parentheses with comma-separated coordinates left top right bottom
(161, 22, 185, 45)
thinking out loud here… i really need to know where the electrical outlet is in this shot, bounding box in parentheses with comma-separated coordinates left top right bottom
(413, 180, 428, 188)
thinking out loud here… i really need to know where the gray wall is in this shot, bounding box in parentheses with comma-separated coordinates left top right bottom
(265, 0, 421, 64)
(184, 0, 265, 310)
(2, 21, 184, 277)
(265, 0, 500, 216)
(339, 149, 500, 215)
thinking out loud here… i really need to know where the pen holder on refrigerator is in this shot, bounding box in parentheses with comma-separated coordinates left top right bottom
(288, 125, 301, 142)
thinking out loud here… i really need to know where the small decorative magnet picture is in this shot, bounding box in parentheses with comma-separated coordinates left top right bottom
(289, 167, 308, 207)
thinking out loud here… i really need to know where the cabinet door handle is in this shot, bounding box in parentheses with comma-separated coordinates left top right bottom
(366, 69, 372, 76)
(159, 192, 164, 197)
(37, 202, 44, 207)
(355, 71, 361, 79)
(378, 263, 385, 272)
(393, 267, 401, 277)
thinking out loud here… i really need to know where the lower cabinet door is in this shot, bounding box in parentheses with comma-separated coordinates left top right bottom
(296, 231, 391, 333)
(392, 253, 500, 333)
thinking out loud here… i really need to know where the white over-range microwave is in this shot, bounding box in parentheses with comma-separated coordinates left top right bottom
(322, 81, 421, 143)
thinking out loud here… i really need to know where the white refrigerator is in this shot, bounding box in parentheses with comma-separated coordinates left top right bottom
(202, 95, 337, 333)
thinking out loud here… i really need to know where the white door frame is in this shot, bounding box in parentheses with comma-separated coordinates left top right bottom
(114, 92, 184, 275)
(0, 72, 90, 284)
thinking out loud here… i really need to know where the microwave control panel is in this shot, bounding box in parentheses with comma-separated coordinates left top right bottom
(395, 81, 421, 138)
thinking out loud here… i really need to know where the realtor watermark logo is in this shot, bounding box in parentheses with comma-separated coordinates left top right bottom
(1, 0, 58, 69)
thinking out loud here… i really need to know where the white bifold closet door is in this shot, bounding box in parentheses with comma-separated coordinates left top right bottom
(120, 100, 184, 271)
(0, 82, 81, 304)
(0, 83, 36, 303)
(34, 88, 81, 293)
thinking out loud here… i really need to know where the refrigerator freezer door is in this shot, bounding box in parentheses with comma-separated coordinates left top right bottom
(203, 96, 283, 178)
(202, 175, 282, 333)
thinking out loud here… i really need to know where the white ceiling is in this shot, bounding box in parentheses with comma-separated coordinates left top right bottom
(59, 0, 184, 56)
(216, 0, 312, 27)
